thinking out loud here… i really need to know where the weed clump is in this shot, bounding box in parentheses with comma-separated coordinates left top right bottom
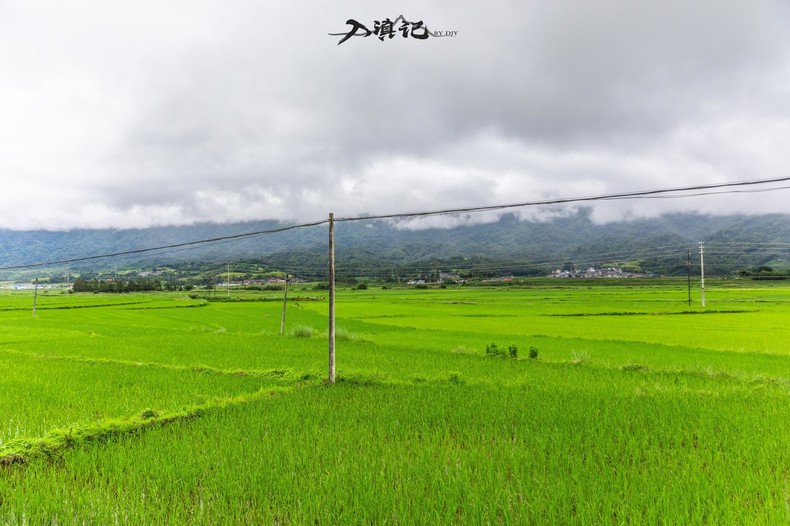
(508, 344, 518, 359)
(571, 351, 590, 365)
(140, 409, 159, 420)
(486, 343, 505, 357)
(290, 325, 316, 338)
(486, 342, 520, 359)
(529, 346, 539, 359)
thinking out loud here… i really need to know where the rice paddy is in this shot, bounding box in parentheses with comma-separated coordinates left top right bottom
(1, 280, 789, 524)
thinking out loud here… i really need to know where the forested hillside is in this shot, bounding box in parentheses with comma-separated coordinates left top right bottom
(1, 210, 789, 279)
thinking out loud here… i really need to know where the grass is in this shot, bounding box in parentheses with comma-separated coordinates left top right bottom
(1, 280, 789, 523)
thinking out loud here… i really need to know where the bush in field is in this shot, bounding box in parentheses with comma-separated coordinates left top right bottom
(571, 351, 590, 365)
(486, 342, 520, 359)
(529, 346, 539, 359)
(290, 325, 317, 338)
(486, 342, 505, 358)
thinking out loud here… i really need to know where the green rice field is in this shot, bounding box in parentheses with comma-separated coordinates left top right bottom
(1, 280, 790, 524)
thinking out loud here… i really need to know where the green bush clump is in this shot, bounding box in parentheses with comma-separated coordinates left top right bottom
(509, 344, 518, 358)
(529, 346, 539, 359)
(486, 343, 520, 359)
(290, 325, 316, 338)
(486, 342, 505, 357)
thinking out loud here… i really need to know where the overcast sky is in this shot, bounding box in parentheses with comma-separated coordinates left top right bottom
(2, 0, 789, 231)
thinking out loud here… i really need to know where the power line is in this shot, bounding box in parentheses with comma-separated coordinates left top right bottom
(2, 176, 789, 272)
(0, 220, 329, 271)
(334, 176, 790, 223)
(632, 185, 790, 199)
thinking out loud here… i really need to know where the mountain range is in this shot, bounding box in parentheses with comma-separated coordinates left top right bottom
(1, 209, 789, 280)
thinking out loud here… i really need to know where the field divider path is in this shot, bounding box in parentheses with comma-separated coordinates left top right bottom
(0, 300, 152, 312)
(0, 386, 293, 467)
(0, 347, 297, 381)
(4, 345, 788, 394)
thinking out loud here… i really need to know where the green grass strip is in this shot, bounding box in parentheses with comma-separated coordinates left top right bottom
(0, 348, 301, 382)
(0, 386, 292, 467)
(3, 346, 785, 390)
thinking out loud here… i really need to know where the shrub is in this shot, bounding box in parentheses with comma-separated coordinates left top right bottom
(486, 342, 505, 358)
(487, 342, 519, 359)
(290, 325, 316, 338)
(529, 346, 539, 359)
(571, 351, 590, 365)
(508, 344, 518, 359)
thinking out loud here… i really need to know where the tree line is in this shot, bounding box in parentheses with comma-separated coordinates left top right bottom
(71, 278, 163, 293)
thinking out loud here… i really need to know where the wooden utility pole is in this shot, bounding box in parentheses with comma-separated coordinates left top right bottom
(328, 213, 336, 384)
(279, 275, 289, 335)
(699, 242, 706, 307)
(686, 249, 691, 307)
(32, 278, 38, 318)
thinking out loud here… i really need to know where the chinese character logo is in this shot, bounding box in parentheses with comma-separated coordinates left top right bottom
(329, 15, 457, 45)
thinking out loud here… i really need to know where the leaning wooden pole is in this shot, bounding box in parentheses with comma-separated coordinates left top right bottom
(32, 278, 38, 319)
(279, 275, 289, 335)
(328, 213, 336, 384)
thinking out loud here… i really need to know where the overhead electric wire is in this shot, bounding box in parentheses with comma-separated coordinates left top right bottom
(333, 176, 790, 223)
(625, 185, 790, 199)
(2, 175, 789, 272)
(0, 220, 329, 271)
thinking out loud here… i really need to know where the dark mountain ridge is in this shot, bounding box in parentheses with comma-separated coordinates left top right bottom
(1, 210, 789, 279)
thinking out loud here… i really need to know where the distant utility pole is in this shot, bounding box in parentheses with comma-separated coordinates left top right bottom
(280, 274, 290, 335)
(227, 262, 231, 296)
(686, 249, 691, 307)
(699, 242, 706, 308)
(328, 213, 336, 384)
(32, 278, 38, 318)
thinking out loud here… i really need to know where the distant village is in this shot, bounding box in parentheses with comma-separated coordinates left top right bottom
(403, 266, 652, 285)
(3, 266, 654, 291)
(548, 267, 651, 279)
